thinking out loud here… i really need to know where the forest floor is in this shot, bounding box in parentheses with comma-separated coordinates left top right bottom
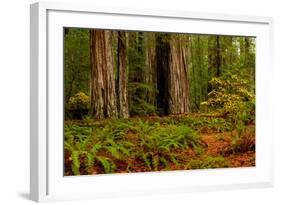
(64, 113, 255, 176)
(200, 131, 255, 167)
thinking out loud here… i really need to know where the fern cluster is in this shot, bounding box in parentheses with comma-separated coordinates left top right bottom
(186, 156, 229, 169)
(64, 117, 204, 175)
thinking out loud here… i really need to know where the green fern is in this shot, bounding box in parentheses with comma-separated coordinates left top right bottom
(152, 155, 159, 171)
(96, 156, 116, 173)
(142, 152, 153, 171)
(86, 152, 94, 174)
(159, 157, 168, 169)
(71, 151, 80, 175)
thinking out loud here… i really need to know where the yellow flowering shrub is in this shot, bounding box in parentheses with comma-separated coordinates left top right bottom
(201, 75, 255, 117)
(68, 92, 90, 110)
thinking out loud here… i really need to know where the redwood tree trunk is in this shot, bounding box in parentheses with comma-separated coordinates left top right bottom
(89, 30, 117, 119)
(156, 34, 170, 115)
(168, 34, 190, 114)
(156, 34, 190, 115)
(117, 31, 129, 118)
(144, 33, 157, 106)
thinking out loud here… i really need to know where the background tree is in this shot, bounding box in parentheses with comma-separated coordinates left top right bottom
(144, 33, 157, 106)
(64, 28, 90, 103)
(116, 31, 129, 118)
(190, 35, 208, 110)
(127, 32, 157, 116)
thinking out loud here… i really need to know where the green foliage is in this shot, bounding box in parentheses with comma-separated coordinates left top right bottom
(170, 115, 233, 133)
(227, 126, 255, 154)
(63, 30, 256, 175)
(135, 123, 203, 171)
(189, 35, 209, 110)
(129, 97, 157, 116)
(64, 117, 204, 174)
(186, 156, 229, 169)
(127, 32, 158, 116)
(96, 156, 116, 173)
(64, 28, 90, 104)
(189, 35, 255, 112)
(128, 82, 158, 116)
(68, 92, 90, 110)
(201, 74, 255, 124)
(71, 151, 81, 175)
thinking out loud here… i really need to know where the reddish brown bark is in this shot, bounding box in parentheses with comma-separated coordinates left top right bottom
(156, 34, 190, 115)
(89, 30, 117, 119)
(117, 31, 129, 118)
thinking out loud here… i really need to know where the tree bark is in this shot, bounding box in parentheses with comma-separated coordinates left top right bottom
(156, 34, 170, 115)
(215, 36, 221, 77)
(117, 31, 129, 118)
(156, 34, 190, 115)
(144, 33, 157, 106)
(207, 37, 212, 94)
(89, 30, 117, 119)
(244, 37, 250, 68)
(168, 34, 190, 114)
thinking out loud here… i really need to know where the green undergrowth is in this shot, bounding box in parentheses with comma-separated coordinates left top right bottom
(185, 155, 229, 170)
(64, 116, 208, 175)
(64, 113, 249, 175)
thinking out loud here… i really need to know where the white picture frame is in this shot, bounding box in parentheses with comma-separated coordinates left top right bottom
(30, 1, 274, 202)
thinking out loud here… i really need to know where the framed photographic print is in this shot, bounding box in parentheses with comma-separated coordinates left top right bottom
(30, 1, 274, 202)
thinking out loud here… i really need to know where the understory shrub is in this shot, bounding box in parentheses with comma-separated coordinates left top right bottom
(65, 92, 90, 119)
(225, 126, 255, 155)
(200, 75, 255, 124)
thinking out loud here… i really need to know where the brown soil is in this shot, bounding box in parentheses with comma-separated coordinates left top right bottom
(201, 131, 255, 167)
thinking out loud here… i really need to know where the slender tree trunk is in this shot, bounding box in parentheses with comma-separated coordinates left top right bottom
(244, 37, 255, 93)
(187, 36, 197, 110)
(144, 33, 157, 105)
(207, 36, 222, 92)
(136, 32, 145, 82)
(89, 30, 117, 119)
(244, 37, 250, 68)
(207, 36, 213, 93)
(215, 36, 221, 77)
(239, 38, 245, 62)
(227, 37, 234, 66)
(66, 76, 75, 102)
(196, 37, 206, 102)
(117, 31, 129, 118)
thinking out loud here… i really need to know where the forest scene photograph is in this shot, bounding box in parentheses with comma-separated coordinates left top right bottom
(63, 28, 255, 176)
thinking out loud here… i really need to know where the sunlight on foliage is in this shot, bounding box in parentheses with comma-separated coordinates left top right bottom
(68, 92, 90, 110)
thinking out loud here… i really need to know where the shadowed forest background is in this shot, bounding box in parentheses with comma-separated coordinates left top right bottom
(64, 28, 255, 176)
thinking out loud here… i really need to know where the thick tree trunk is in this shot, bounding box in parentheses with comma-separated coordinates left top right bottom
(156, 34, 190, 115)
(168, 34, 190, 114)
(156, 34, 170, 115)
(117, 31, 129, 118)
(89, 30, 117, 119)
